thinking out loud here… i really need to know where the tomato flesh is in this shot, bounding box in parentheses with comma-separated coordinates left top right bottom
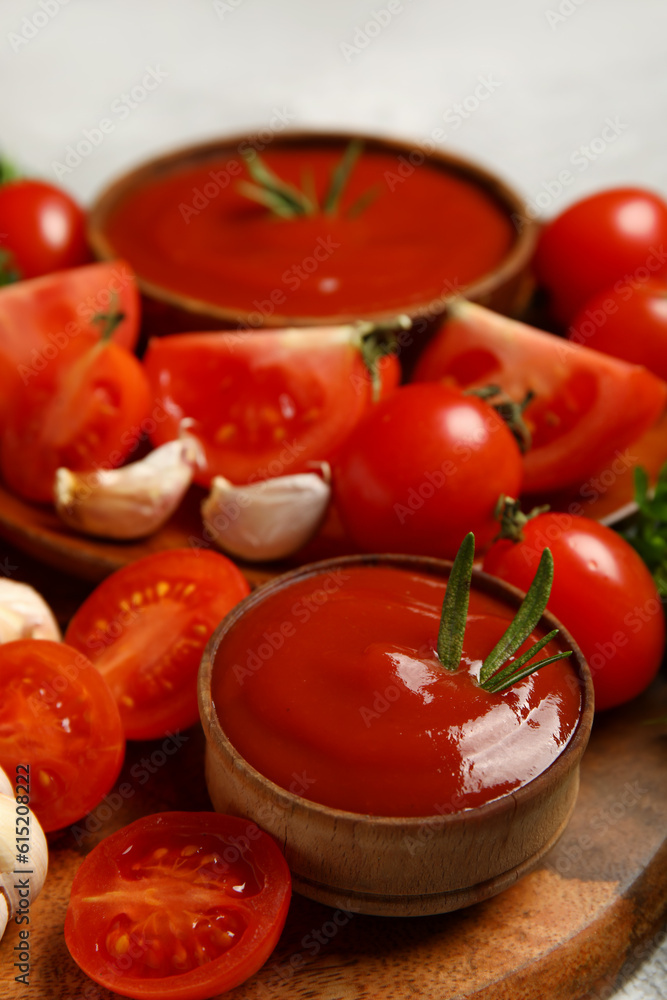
(65, 549, 251, 740)
(0, 639, 125, 832)
(65, 812, 291, 1000)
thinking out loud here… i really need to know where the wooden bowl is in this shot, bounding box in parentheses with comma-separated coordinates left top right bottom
(198, 554, 594, 917)
(88, 131, 538, 341)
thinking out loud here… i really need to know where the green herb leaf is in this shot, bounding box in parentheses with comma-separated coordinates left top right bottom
(0, 248, 20, 285)
(322, 139, 363, 215)
(619, 462, 667, 598)
(437, 532, 475, 671)
(481, 630, 571, 693)
(240, 150, 315, 217)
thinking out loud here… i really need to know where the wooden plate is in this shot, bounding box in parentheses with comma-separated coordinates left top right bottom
(1, 412, 666, 587)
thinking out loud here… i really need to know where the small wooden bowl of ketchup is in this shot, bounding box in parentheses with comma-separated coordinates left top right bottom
(88, 131, 538, 338)
(198, 554, 594, 917)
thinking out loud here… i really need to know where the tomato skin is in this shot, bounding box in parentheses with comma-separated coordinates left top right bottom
(1, 336, 152, 502)
(0, 639, 125, 832)
(333, 382, 523, 559)
(65, 811, 291, 1000)
(482, 515, 665, 711)
(64, 549, 250, 740)
(533, 188, 667, 323)
(143, 327, 400, 487)
(568, 283, 667, 380)
(0, 179, 89, 279)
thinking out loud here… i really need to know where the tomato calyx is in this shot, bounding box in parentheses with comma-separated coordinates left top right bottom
(0, 247, 20, 285)
(466, 384, 534, 454)
(91, 292, 127, 343)
(437, 532, 571, 693)
(357, 315, 411, 400)
(493, 495, 551, 543)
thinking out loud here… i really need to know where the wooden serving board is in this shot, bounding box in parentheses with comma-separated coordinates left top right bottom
(0, 528, 666, 1000)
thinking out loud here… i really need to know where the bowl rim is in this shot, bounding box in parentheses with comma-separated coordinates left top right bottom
(88, 129, 539, 328)
(198, 551, 594, 828)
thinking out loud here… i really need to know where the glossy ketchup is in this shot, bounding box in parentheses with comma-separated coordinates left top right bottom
(104, 143, 514, 320)
(212, 564, 582, 817)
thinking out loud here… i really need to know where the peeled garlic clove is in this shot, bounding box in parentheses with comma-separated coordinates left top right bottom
(202, 470, 331, 562)
(54, 433, 205, 540)
(0, 580, 61, 643)
(0, 765, 48, 940)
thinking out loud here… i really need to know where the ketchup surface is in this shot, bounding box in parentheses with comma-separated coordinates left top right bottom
(212, 565, 582, 817)
(104, 144, 514, 320)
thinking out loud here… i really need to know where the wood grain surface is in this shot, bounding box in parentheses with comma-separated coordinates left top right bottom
(0, 535, 665, 1000)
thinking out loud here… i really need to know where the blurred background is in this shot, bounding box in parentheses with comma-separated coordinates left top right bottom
(1, 0, 666, 214)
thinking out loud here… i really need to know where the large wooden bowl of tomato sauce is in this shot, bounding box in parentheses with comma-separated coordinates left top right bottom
(88, 131, 538, 339)
(198, 553, 594, 917)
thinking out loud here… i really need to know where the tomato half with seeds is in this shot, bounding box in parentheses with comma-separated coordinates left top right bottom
(0, 639, 125, 832)
(65, 812, 291, 1000)
(412, 298, 667, 494)
(64, 549, 250, 740)
(143, 326, 401, 486)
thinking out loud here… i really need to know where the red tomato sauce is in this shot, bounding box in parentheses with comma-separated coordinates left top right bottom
(103, 143, 514, 320)
(212, 564, 582, 817)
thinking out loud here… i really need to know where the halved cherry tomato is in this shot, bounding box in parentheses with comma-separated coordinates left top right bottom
(412, 298, 667, 495)
(483, 511, 665, 711)
(64, 549, 250, 740)
(0, 639, 125, 832)
(65, 811, 291, 1000)
(1, 331, 152, 502)
(0, 260, 140, 376)
(333, 382, 523, 558)
(533, 187, 667, 323)
(568, 282, 667, 380)
(143, 326, 401, 486)
(0, 178, 89, 280)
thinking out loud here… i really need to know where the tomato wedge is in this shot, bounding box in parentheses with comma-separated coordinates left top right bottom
(64, 549, 251, 740)
(65, 812, 291, 1000)
(412, 298, 667, 494)
(0, 260, 140, 375)
(143, 326, 401, 486)
(0, 639, 125, 832)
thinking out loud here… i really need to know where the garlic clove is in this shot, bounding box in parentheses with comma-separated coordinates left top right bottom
(0, 765, 48, 940)
(0, 580, 61, 643)
(201, 469, 331, 562)
(54, 432, 205, 540)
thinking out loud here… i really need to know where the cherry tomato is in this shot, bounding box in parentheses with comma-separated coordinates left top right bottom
(483, 513, 665, 711)
(0, 639, 125, 832)
(533, 187, 667, 323)
(333, 382, 523, 559)
(65, 811, 291, 1000)
(568, 282, 667, 380)
(0, 179, 89, 279)
(0, 260, 141, 376)
(412, 298, 667, 495)
(1, 331, 152, 502)
(143, 326, 401, 487)
(65, 549, 250, 740)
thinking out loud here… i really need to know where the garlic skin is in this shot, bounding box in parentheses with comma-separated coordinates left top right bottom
(0, 766, 48, 940)
(53, 433, 205, 541)
(0, 581, 61, 644)
(202, 470, 331, 562)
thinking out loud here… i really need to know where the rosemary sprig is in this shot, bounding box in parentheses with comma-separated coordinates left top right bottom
(619, 463, 667, 598)
(322, 139, 363, 215)
(436, 534, 572, 694)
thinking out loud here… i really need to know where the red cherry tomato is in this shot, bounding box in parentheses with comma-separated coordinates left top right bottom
(142, 327, 401, 487)
(0, 639, 125, 832)
(533, 187, 667, 323)
(568, 282, 667, 380)
(65, 549, 251, 740)
(333, 382, 523, 559)
(65, 811, 291, 1000)
(0, 179, 89, 279)
(482, 513, 665, 711)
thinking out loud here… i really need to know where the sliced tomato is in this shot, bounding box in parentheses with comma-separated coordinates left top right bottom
(65, 811, 291, 1000)
(0, 260, 140, 377)
(64, 549, 250, 740)
(143, 326, 401, 486)
(412, 298, 667, 494)
(1, 333, 152, 502)
(0, 639, 125, 832)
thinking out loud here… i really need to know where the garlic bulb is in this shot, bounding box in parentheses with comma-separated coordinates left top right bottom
(202, 468, 331, 562)
(0, 766, 48, 940)
(54, 432, 205, 540)
(0, 581, 61, 644)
